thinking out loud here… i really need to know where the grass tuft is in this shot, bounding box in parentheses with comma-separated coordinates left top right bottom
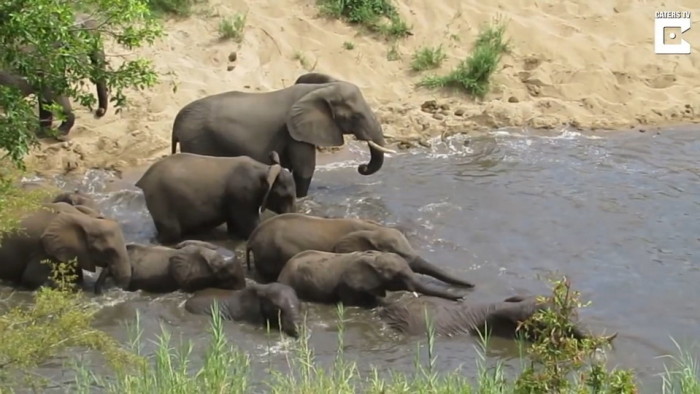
(418, 19, 510, 98)
(343, 41, 355, 50)
(410, 45, 447, 72)
(218, 12, 247, 42)
(317, 0, 412, 39)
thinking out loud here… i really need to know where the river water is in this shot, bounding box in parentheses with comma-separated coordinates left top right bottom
(6, 125, 700, 392)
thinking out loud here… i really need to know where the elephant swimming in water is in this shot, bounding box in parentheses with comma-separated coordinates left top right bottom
(245, 213, 474, 288)
(170, 72, 395, 198)
(277, 250, 467, 308)
(378, 293, 619, 342)
(185, 282, 302, 338)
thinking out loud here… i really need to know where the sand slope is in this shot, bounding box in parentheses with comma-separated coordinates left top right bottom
(24, 0, 700, 175)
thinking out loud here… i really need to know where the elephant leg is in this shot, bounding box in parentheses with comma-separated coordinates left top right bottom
(94, 267, 110, 295)
(21, 257, 54, 290)
(226, 212, 259, 240)
(286, 142, 316, 198)
(38, 100, 54, 130)
(336, 283, 380, 308)
(55, 95, 75, 137)
(154, 218, 182, 244)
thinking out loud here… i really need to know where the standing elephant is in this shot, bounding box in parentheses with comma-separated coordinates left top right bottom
(135, 151, 296, 243)
(170, 74, 395, 198)
(94, 240, 246, 294)
(185, 282, 302, 338)
(0, 202, 131, 290)
(0, 17, 109, 138)
(378, 294, 619, 342)
(246, 213, 474, 287)
(277, 250, 466, 308)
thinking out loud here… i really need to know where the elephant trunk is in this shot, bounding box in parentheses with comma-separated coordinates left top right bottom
(95, 79, 108, 117)
(409, 256, 475, 288)
(110, 247, 132, 290)
(407, 276, 465, 301)
(357, 130, 394, 176)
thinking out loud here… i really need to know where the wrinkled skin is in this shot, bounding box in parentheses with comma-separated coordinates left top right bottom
(378, 294, 619, 342)
(185, 282, 301, 338)
(135, 151, 296, 243)
(277, 250, 467, 308)
(51, 190, 101, 213)
(246, 213, 474, 288)
(0, 17, 108, 138)
(94, 240, 246, 294)
(0, 202, 131, 290)
(170, 72, 395, 198)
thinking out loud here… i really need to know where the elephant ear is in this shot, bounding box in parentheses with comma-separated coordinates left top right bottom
(340, 253, 390, 297)
(260, 162, 282, 212)
(40, 213, 95, 271)
(169, 252, 214, 291)
(286, 85, 345, 147)
(333, 230, 379, 253)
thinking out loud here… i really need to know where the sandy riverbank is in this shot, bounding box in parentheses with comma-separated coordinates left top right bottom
(23, 0, 700, 176)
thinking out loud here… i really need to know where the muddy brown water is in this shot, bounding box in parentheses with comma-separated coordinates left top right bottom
(4, 126, 700, 392)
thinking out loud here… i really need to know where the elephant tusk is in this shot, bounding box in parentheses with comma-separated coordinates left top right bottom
(412, 291, 419, 298)
(367, 140, 396, 154)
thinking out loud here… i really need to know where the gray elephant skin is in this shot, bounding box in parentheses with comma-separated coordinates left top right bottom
(170, 72, 395, 198)
(277, 250, 466, 308)
(94, 240, 246, 294)
(245, 213, 474, 288)
(51, 190, 102, 213)
(135, 152, 296, 243)
(0, 17, 109, 137)
(0, 202, 131, 290)
(379, 294, 619, 342)
(185, 282, 301, 338)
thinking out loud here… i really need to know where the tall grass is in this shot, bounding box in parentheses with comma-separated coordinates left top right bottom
(418, 19, 510, 98)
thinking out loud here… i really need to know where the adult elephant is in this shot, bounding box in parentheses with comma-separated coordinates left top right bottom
(246, 213, 474, 287)
(185, 282, 301, 338)
(0, 202, 131, 290)
(378, 294, 618, 342)
(170, 73, 395, 198)
(136, 151, 296, 243)
(94, 240, 246, 294)
(0, 17, 109, 138)
(277, 250, 466, 308)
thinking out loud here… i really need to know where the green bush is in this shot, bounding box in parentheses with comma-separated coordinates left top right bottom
(218, 13, 247, 42)
(317, 0, 411, 39)
(410, 45, 447, 72)
(419, 19, 509, 98)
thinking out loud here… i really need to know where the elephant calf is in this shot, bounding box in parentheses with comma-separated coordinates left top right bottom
(246, 213, 474, 288)
(185, 282, 301, 338)
(378, 294, 618, 342)
(277, 250, 466, 308)
(51, 190, 101, 214)
(0, 202, 131, 290)
(136, 151, 296, 243)
(95, 240, 245, 294)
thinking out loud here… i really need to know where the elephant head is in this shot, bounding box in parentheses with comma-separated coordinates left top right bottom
(294, 72, 338, 85)
(40, 211, 131, 288)
(333, 227, 475, 288)
(170, 245, 246, 292)
(51, 190, 101, 213)
(250, 281, 301, 338)
(343, 251, 465, 301)
(286, 81, 395, 177)
(260, 151, 296, 214)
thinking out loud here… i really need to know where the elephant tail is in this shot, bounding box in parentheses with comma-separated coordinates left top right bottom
(171, 132, 178, 154)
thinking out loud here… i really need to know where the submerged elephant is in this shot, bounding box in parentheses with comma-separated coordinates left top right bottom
(94, 240, 246, 294)
(277, 250, 466, 308)
(185, 282, 301, 338)
(0, 17, 108, 137)
(246, 213, 474, 287)
(51, 190, 101, 213)
(0, 202, 130, 290)
(135, 151, 296, 243)
(170, 73, 395, 198)
(378, 294, 619, 342)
